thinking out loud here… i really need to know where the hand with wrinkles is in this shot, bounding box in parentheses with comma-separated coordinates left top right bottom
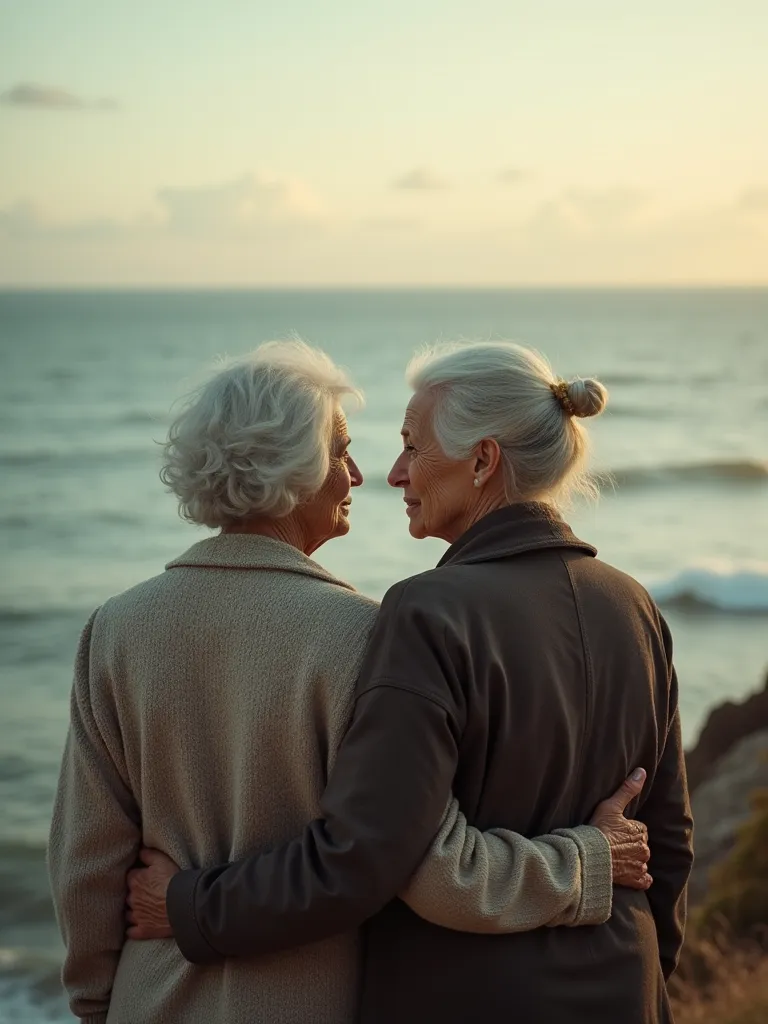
(126, 849, 177, 940)
(590, 768, 652, 890)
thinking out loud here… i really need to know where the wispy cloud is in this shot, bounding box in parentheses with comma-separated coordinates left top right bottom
(0, 173, 325, 242)
(738, 187, 768, 211)
(392, 167, 449, 190)
(527, 188, 649, 234)
(156, 174, 325, 234)
(1, 83, 119, 111)
(498, 167, 526, 185)
(0, 201, 124, 239)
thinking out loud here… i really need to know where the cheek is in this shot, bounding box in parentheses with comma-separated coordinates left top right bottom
(412, 457, 444, 504)
(328, 464, 350, 505)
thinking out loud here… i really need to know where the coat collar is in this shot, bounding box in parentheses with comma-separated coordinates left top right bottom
(437, 501, 597, 568)
(166, 533, 358, 592)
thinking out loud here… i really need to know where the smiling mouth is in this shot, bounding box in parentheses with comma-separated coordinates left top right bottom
(404, 499, 421, 516)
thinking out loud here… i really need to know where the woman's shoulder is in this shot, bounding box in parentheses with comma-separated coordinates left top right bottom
(379, 566, 467, 621)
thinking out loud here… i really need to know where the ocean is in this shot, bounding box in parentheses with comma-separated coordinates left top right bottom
(1, 288, 767, 1021)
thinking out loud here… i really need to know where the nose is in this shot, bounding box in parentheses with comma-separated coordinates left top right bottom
(387, 451, 409, 489)
(348, 455, 364, 488)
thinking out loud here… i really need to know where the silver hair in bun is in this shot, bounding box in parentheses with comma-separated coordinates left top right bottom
(406, 341, 610, 506)
(553, 377, 608, 418)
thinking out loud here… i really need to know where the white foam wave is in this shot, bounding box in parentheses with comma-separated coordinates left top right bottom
(649, 563, 768, 613)
(607, 459, 768, 488)
(0, 948, 68, 1023)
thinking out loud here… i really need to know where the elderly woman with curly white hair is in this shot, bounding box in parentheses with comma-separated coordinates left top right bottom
(48, 340, 657, 1024)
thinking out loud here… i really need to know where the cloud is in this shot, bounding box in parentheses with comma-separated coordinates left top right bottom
(1, 83, 119, 111)
(527, 188, 649, 235)
(392, 168, 449, 190)
(0, 173, 325, 243)
(498, 167, 526, 185)
(3, 183, 767, 286)
(361, 215, 422, 231)
(0, 201, 123, 239)
(738, 187, 768, 211)
(155, 174, 325, 235)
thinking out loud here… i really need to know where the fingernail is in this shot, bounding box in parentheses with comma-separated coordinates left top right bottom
(631, 768, 645, 782)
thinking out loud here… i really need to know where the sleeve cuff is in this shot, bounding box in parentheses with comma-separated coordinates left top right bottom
(167, 867, 224, 965)
(81, 1015, 108, 1024)
(553, 824, 613, 926)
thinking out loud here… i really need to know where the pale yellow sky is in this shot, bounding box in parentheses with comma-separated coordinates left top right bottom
(1, 1, 767, 285)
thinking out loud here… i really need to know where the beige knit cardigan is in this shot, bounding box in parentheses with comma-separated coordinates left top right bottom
(48, 533, 611, 1024)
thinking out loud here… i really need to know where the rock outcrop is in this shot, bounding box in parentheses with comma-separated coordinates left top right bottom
(685, 672, 768, 794)
(687, 729, 768, 904)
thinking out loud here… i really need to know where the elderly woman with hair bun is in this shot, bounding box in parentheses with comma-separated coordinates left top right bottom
(49, 340, 664, 1024)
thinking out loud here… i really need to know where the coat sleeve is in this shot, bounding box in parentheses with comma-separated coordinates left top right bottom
(167, 682, 459, 962)
(166, 579, 467, 962)
(47, 609, 142, 1024)
(400, 799, 613, 931)
(639, 615, 694, 980)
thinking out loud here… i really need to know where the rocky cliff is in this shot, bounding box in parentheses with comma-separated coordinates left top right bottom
(684, 670, 768, 904)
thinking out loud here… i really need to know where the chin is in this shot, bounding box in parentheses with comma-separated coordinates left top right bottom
(334, 516, 351, 538)
(408, 517, 427, 540)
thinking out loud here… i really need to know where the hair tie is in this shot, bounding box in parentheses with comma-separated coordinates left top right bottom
(550, 380, 576, 417)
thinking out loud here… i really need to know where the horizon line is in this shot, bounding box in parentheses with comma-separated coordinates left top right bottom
(2, 281, 768, 294)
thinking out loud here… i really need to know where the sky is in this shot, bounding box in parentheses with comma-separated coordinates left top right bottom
(1, 0, 767, 286)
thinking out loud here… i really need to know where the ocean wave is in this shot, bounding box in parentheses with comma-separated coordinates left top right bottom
(600, 370, 720, 387)
(0, 509, 144, 530)
(649, 565, 768, 614)
(0, 445, 154, 469)
(116, 409, 167, 427)
(0, 948, 67, 1023)
(0, 839, 56, 932)
(606, 458, 768, 488)
(604, 405, 675, 420)
(0, 607, 90, 627)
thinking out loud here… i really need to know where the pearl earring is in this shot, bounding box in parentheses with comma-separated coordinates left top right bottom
(474, 478, 480, 487)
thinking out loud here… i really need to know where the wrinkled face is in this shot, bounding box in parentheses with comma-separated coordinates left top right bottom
(300, 409, 363, 553)
(387, 390, 477, 543)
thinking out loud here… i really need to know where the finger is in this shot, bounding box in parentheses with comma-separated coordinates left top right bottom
(127, 867, 145, 887)
(627, 877, 647, 890)
(603, 768, 647, 814)
(138, 847, 164, 867)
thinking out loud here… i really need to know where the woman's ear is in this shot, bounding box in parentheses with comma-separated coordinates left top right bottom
(473, 438, 502, 483)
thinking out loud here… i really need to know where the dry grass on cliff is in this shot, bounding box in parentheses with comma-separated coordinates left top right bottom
(670, 939, 768, 1024)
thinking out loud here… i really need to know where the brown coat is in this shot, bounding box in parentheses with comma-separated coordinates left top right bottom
(169, 503, 694, 1024)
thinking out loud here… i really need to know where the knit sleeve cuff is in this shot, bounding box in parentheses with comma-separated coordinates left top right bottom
(80, 1015, 108, 1024)
(167, 867, 224, 965)
(553, 824, 613, 926)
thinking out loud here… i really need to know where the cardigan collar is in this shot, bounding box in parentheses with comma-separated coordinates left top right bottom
(166, 532, 357, 592)
(437, 501, 597, 569)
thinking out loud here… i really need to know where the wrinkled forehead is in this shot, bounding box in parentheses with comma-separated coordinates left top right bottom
(401, 388, 435, 434)
(331, 408, 349, 436)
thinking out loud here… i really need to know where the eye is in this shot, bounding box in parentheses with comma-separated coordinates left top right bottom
(403, 444, 416, 454)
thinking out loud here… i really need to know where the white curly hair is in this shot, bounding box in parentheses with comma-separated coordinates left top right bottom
(161, 340, 362, 528)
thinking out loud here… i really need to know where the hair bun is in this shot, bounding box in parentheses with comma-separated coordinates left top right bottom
(565, 377, 608, 418)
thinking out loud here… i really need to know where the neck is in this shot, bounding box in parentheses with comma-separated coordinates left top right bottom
(223, 513, 312, 555)
(441, 488, 510, 545)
